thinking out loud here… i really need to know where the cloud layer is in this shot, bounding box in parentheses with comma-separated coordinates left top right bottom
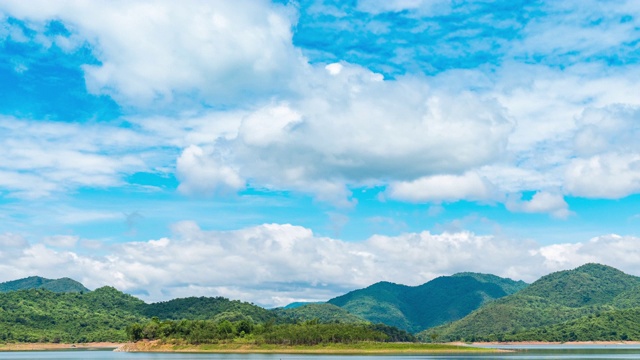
(1, 0, 640, 216)
(1, 223, 639, 307)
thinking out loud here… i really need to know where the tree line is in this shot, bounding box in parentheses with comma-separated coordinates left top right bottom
(126, 318, 416, 345)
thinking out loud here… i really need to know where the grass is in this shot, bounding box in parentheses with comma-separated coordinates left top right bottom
(125, 340, 499, 354)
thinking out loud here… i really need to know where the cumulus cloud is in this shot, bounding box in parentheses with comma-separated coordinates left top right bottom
(506, 191, 572, 219)
(176, 145, 244, 196)
(536, 234, 640, 272)
(221, 64, 513, 204)
(0, 0, 302, 107)
(386, 172, 499, 203)
(0, 223, 637, 307)
(565, 153, 640, 199)
(2, 0, 640, 207)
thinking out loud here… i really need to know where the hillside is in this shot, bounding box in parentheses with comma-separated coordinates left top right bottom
(0, 276, 89, 293)
(328, 273, 527, 333)
(423, 263, 640, 342)
(272, 303, 367, 324)
(507, 307, 640, 342)
(0, 287, 144, 342)
(143, 296, 277, 323)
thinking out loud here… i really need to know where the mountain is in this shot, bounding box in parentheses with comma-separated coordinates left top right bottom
(282, 301, 324, 309)
(272, 303, 367, 324)
(143, 296, 276, 323)
(328, 273, 528, 333)
(0, 276, 90, 293)
(0, 287, 144, 343)
(423, 263, 640, 342)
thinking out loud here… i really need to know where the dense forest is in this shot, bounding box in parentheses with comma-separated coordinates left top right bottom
(0, 280, 414, 344)
(327, 272, 528, 332)
(272, 303, 365, 324)
(126, 318, 415, 345)
(3, 264, 640, 345)
(420, 264, 640, 342)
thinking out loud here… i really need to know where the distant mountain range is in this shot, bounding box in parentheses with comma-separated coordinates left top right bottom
(0, 276, 89, 293)
(2, 263, 640, 343)
(327, 272, 528, 332)
(421, 263, 640, 342)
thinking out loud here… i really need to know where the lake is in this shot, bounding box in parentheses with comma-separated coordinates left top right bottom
(2, 346, 640, 360)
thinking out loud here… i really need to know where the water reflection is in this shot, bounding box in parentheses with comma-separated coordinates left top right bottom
(2, 347, 640, 360)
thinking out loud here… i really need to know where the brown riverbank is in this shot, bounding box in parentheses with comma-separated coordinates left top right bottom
(0, 342, 122, 351)
(116, 340, 500, 354)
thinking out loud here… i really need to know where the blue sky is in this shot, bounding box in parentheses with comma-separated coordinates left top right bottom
(1, 0, 640, 306)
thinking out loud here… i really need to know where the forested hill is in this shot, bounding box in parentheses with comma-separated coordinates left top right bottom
(272, 303, 367, 324)
(0, 276, 89, 293)
(423, 263, 640, 342)
(5, 264, 640, 344)
(143, 296, 277, 323)
(328, 273, 528, 333)
(0, 286, 277, 343)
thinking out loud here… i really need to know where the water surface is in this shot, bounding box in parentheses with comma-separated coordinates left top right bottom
(2, 346, 640, 360)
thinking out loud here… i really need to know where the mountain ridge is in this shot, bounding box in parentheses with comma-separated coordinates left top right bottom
(422, 263, 640, 342)
(328, 272, 528, 333)
(0, 276, 90, 294)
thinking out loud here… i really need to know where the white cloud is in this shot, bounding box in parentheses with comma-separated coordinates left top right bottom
(176, 145, 244, 196)
(0, 0, 303, 107)
(506, 191, 572, 219)
(387, 172, 499, 203)
(1, 222, 638, 307)
(222, 66, 513, 204)
(356, 0, 452, 15)
(537, 234, 640, 272)
(565, 153, 640, 198)
(2, 1, 640, 206)
(0, 117, 149, 198)
(43, 235, 79, 248)
(0, 233, 28, 248)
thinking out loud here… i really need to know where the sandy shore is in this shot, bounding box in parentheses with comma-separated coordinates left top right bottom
(0, 342, 123, 351)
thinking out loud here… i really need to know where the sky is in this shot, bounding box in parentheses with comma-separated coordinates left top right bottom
(1, 0, 640, 307)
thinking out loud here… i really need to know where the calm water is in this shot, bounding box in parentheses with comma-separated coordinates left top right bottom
(2, 346, 640, 360)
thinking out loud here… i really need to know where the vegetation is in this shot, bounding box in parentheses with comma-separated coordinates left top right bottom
(0, 276, 89, 293)
(143, 296, 276, 323)
(0, 288, 143, 343)
(328, 273, 527, 332)
(123, 340, 488, 354)
(420, 264, 640, 342)
(272, 303, 366, 324)
(126, 318, 416, 345)
(3, 264, 640, 345)
(0, 284, 412, 345)
(505, 308, 640, 342)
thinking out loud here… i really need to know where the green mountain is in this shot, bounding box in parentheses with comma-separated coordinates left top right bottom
(282, 301, 323, 309)
(328, 273, 528, 333)
(0, 276, 89, 293)
(143, 296, 276, 323)
(0, 287, 144, 343)
(509, 307, 640, 342)
(273, 303, 367, 324)
(423, 263, 640, 342)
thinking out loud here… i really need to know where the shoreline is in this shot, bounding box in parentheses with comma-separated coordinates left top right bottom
(464, 341, 640, 346)
(115, 341, 501, 354)
(0, 342, 123, 351)
(2, 340, 639, 353)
